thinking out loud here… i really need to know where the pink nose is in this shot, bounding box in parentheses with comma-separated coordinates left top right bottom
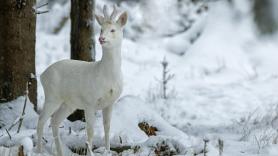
(99, 37, 105, 42)
(98, 36, 105, 44)
(99, 37, 105, 44)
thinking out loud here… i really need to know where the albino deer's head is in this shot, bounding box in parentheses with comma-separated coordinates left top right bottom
(96, 5, 128, 48)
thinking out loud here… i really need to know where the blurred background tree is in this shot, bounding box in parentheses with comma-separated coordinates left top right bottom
(253, 0, 278, 35)
(228, 0, 278, 35)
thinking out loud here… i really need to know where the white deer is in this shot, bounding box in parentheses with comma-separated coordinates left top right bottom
(36, 5, 127, 156)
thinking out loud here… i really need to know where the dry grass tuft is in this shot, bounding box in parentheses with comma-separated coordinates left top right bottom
(138, 122, 158, 136)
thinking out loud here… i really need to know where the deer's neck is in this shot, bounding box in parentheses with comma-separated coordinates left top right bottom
(99, 45, 122, 76)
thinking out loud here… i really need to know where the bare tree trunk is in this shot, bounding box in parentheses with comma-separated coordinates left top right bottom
(253, 0, 278, 35)
(70, 0, 95, 61)
(68, 0, 95, 121)
(0, 0, 37, 109)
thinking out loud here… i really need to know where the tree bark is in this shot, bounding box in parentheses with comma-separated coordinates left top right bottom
(68, 0, 95, 121)
(70, 0, 95, 61)
(0, 0, 37, 109)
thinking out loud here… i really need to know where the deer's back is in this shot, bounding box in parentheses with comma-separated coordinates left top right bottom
(40, 59, 123, 110)
(41, 60, 95, 101)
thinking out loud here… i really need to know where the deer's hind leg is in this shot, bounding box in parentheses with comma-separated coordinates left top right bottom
(37, 99, 61, 153)
(51, 104, 73, 156)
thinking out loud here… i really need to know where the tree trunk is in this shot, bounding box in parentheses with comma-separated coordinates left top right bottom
(70, 0, 95, 61)
(253, 0, 278, 35)
(0, 0, 37, 109)
(68, 0, 95, 121)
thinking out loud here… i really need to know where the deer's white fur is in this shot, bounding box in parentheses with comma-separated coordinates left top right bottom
(36, 5, 127, 156)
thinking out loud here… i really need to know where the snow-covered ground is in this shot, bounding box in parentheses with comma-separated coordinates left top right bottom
(1, 0, 278, 155)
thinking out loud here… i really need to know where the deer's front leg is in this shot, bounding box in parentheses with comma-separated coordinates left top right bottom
(85, 109, 96, 153)
(102, 105, 113, 150)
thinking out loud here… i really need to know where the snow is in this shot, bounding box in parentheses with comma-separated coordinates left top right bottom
(0, 96, 193, 155)
(20, 137, 34, 155)
(1, 0, 278, 155)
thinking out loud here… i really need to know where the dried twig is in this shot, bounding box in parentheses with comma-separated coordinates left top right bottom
(36, 10, 49, 15)
(203, 138, 209, 156)
(36, 2, 48, 9)
(218, 139, 224, 156)
(69, 127, 72, 135)
(5, 128, 11, 140)
(17, 81, 29, 133)
(119, 136, 123, 144)
(43, 137, 48, 143)
(161, 57, 175, 99)
(8, 116, 21, 131)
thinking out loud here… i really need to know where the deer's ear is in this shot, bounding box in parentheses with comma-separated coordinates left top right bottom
(116, 12, 128, 27)
(95, 14, 104, 25)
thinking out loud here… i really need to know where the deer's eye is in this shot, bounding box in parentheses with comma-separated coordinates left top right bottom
(111, 29, 115, 32)
(100, 29, 103, 33)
